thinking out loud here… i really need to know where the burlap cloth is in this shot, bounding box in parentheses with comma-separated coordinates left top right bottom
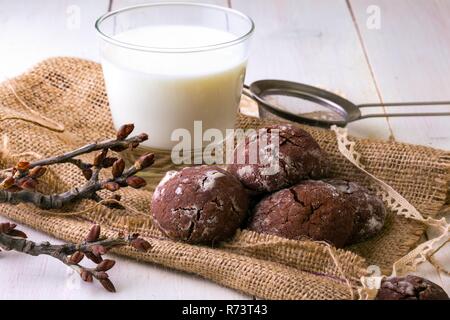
(0, 57, 449, 299)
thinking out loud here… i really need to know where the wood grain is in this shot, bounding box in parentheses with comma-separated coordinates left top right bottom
(349, 0, 450, 291)
(348, 0, 450, 150)
(0, 216, 250, 299)
(0, 0, 448, 299)
(230, 0, 391, 140)
(0, 0, 110, 77)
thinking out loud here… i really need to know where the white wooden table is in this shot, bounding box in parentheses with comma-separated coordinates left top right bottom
(0, 0, 449, 299)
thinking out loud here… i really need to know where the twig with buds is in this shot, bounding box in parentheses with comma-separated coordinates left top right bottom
(0, 124, 154, 211)
(0, 223, 152, 292)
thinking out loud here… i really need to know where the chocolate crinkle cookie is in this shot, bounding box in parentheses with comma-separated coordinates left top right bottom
(376, 275, 449, 300)
(151, 166, 249, 244)
(324, 179, 387, 243)
(248, 180, 354, 248)
(227, 124, 330, 193)
(248, 179, 387, 247)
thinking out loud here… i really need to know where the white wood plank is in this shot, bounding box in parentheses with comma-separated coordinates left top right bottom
(2, 0, 448, 300)
(350, 0, 450, 293)
(0, 216, 250, 299)
(349, 0, 450, 150)
(0, 0, 110, 77)
(230, 0, 391, 140)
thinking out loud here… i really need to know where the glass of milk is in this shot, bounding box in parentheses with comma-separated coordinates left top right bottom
(95, 3, 254, 150)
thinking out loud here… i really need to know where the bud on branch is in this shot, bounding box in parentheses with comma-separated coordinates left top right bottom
(0, 124, 153, 211)
(0, 124, 155, 293)
(0, 223, 152, 293)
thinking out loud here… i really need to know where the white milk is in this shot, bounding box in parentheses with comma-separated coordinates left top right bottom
(100, 25, 248, 150)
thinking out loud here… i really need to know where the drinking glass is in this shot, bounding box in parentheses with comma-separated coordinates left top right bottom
(96, 3, 255, 150)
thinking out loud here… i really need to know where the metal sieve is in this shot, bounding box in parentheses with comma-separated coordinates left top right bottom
(243, 80, 450, 127)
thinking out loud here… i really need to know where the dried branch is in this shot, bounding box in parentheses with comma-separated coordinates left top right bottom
(0, 222, 152, 292)
(0, 124, 154, 210)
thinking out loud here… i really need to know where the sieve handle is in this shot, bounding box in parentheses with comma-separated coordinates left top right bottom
(242, 84, 254, 98)
(358, 101, 450, 119)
